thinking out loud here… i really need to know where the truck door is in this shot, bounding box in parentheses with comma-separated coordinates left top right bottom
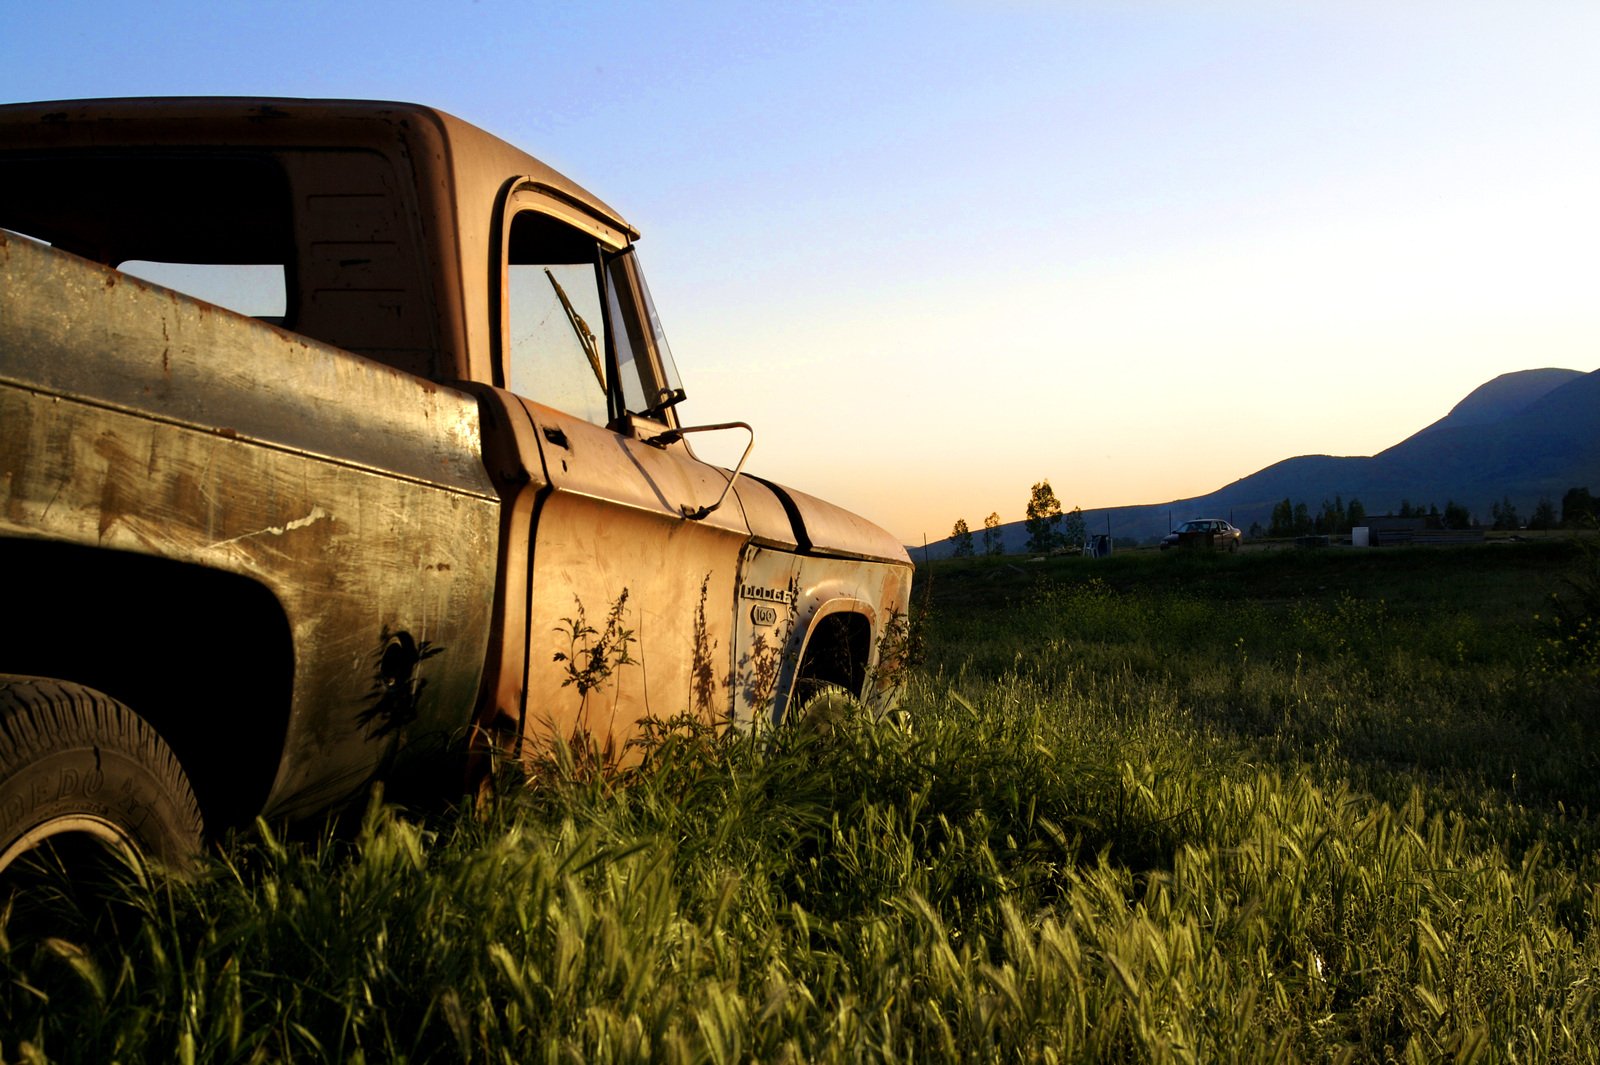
(496, 189, 748, 761)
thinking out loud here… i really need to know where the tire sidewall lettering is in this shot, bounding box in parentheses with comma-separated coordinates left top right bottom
(0, 754, 145, 840)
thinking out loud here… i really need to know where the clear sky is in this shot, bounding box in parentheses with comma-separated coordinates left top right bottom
(6, 2, 1597, 543)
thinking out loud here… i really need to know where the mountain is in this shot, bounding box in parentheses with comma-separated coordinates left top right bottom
(1412, 368, 1584, 436)
(919, 367, 1600, 559)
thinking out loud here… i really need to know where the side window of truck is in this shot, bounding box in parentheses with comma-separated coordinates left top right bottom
(506, 211, 611, 425)
(504, 207, 685, 428)
(604, 248, 685, 424)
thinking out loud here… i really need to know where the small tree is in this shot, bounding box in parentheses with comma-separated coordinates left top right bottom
(1530, 498, 1558, 531)
(1562, 487, 1596, 527)
(1490, 495, 1521, 531)
(982, 512, 1003, 556)
(1024, 481, 1063, 554)
(1292, 501, 1311, 536)
(1315, 497, 1347, 535)
(1269, 498, 1294, 538)
(951, 518, 975, 558)
(1061, 506, 1087, 552)
(1443, 500, 1472, 530)
(1347, 498, 1366, 529)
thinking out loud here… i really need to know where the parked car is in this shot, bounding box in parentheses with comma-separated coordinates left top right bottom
(1160, 519, 1242, 552)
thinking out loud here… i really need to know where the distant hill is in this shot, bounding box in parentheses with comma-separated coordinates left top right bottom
(919, 367, 1600, 559)
(1412, 368, 1584, 436)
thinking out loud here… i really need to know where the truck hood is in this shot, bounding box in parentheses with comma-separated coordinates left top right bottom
(733, 474, 910, 566)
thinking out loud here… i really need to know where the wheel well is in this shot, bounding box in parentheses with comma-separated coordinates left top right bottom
(796, 611, 872, 699)
(0, 538, 293, 834)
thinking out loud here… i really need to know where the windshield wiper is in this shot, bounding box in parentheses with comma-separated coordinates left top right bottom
(544, 268, 605, 393)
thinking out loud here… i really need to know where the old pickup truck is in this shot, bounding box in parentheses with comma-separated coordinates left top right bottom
(0, 98, 912, 873)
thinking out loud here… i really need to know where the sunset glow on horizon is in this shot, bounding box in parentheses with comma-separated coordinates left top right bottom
(6, 2, 1596, 543)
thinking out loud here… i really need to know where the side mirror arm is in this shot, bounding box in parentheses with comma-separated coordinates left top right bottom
(646, 421, 754, 521)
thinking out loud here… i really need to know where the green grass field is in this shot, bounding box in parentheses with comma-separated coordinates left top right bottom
(4, 541, 1598, 1062)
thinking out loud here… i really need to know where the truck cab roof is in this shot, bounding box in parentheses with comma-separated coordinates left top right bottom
(0, 97, 636, 382)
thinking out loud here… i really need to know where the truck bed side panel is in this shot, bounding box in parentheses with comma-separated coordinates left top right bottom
(0, 234, 501, 818)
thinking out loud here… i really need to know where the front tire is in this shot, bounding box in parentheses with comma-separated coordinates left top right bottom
(0, 676, 202, 877)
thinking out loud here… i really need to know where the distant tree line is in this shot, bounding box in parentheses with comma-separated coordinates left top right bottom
(1252, 485, 1595, 538)
(948, 480, 1088, 559)
(1262, 496, 1369, 538)
(949, 485, 1596, 559)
